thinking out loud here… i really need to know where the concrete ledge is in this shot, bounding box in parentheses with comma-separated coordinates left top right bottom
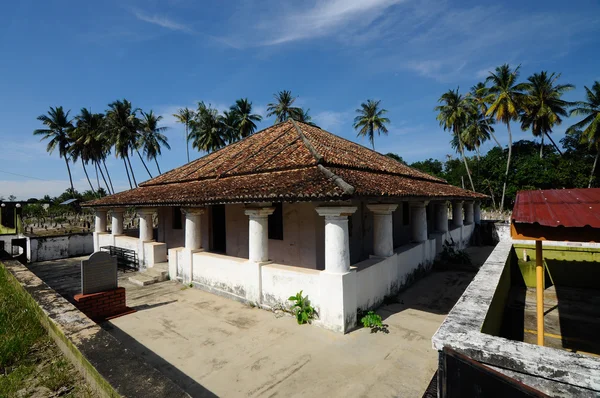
(432, 242, 600, 396)
(1, 259, 191, 398)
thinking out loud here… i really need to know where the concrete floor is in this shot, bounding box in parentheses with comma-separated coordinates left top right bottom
(103, 270, 476, 398)
(28, 245, 496, 397)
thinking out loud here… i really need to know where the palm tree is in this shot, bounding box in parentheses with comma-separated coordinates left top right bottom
(467, 82, 503, 148)
(266, 90, 302, 123)
(74, 108, 112, 194)
(353, 99, 390, 150)
(463, 106, 494, 160)
(34, 106, 76, 195)
(567, 81, 600, 188)
(295, 108, 317, 126)
(173, 107, 195, 163)
(189, 102, 228, 153)
(69, 127, 96, 195)
(104, 99, 140, 188)
(486, 64, 528, 211)
(435, 89, 475, 191)
(521, 71, 574, 158)
(230, 98, 262, 138)
(139, 111, 170, 175)
(221, 110, 240, 144)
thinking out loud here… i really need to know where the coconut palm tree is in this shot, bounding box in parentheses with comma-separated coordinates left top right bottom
(567, 81, 600, 188)
(266, 90, 302, 123)
(486, 64, 528, 211)
(295, 108, 317, 126)
(353, 99, 390, 150)
(69, 128, 96, 196)
(463, 107, 494, 160)
(104, 99, 140, 188)
(139, 111, 170, 175)
(189, 102, 227, 153)
(33, 106, 76, 195)
(521, 71, 574, 158)
(435, 89, 475, 191)
(467, 82, 503, 148)
(230, 98, 262, 139)
(173, 107, 195, 163)
(74, 108, 112, 194)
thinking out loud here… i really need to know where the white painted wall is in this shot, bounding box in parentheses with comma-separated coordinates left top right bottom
(27, 233, 94, 263)
(261, 263, 320, 309)
(157, 207, 185, 249)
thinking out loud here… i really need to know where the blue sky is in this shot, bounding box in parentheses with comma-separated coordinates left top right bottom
(1, 0, 599, 199)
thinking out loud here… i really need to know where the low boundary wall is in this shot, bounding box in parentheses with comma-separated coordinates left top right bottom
(28, 233, 94, 263)
(1, 259, 190, 398)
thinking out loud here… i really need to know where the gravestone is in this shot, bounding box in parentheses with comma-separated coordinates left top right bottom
(81, 251, 117, 295)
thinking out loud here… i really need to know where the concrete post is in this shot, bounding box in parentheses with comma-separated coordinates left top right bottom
(366, 204, 398, 257)
(244, 207, 275, 263)
(110, 208, 124, 236)
(410, 201, 429, 243)
(435, 202, 449, 233)
(464, 201, 474, 225)
(137, 208, 155, 242)
(452, 201, 464, 227)
(93, 209, 107, 252)
(474, 201, 481, 224)
(315, 206, 357, 273)
(182, 208, 205, 250)
(94, 210, 107, 233)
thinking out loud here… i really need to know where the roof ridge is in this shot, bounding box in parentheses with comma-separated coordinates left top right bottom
(290, 119, 323, 164)
(317, 165, 355, 195)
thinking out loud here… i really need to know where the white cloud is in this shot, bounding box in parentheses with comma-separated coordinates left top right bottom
(132, 9, 193, 33)
(313, 110, 350, 131)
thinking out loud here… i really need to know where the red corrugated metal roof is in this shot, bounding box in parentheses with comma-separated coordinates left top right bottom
(512, 188, 600, 228)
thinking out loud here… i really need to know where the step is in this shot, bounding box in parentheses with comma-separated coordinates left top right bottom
(128, 273, 157, 286)
(145, 267, 169, 282)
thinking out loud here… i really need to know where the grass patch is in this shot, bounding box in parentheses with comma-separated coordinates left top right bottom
(0, 264, 97, 397)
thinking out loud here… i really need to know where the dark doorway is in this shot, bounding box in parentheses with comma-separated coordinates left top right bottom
(11, 238, 27, 265)
(211, 205, 226, 253)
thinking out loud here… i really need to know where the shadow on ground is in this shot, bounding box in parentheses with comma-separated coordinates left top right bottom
(101, 322, 218, 398)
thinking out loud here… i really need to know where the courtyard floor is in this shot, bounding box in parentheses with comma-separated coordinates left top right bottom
(28, 246, 495, 397)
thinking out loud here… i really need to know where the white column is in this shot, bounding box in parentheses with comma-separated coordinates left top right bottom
(367, 204, 398, 257)
(464, 201, 474, 225)
(315, 206, 357, 273)
(435, 202, 449, 233)
(452, 201, 464, 227)
(244, 206, 275, 263)
(94, 210, 107, 233)
(110, 208, 124, 235)
(474, 201, 481, 224)
(410, 201, 429, 243)
(182, 207, 205, 250)
(137, 208, 155, 242)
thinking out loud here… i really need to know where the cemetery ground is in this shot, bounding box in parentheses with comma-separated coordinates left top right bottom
(0, 265, 97, 398)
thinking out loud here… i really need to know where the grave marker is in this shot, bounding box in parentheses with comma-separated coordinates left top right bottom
(81, 251, 117, 294)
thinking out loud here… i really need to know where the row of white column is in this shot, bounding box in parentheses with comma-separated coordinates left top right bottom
(94, 199, 481, 273)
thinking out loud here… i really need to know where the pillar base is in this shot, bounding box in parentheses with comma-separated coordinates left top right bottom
(317, 270, 357, 334)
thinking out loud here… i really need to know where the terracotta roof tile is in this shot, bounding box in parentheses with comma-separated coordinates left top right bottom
(84, 120, 484, 208)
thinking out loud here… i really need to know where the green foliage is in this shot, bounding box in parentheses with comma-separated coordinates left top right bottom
(410, 158, 444, 178)
(385, 153, 405, 164)
(359, 311, 388, 333)
(435, 241, 473, 271)
(288, 290, 316, 325)
(353, 99, 390, 150)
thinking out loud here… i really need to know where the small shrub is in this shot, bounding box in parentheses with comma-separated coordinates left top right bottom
(360, 311, 389, 333)
(288, 290, 316, 324)
(434, 241, 473, 271)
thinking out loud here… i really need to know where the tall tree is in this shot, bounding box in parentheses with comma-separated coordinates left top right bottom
(229, 98, 262, 139)
(353, 99, 390, 150)
(435, 89, 476, 191)
(567, 81, 600, 188)
(189, 102, 228, 153)
(295, 108, 317, 126)
(266, 90, 302, 123)
(139, 111, 170, 175)
(521, 71, 574, 158)
(33, 106, 76, 195)
(74, 108, 112, 194)
(463, 106, 494, 160)
(468, 82, 503, 148)
(486, 64, 528, 211)
(173, 107, 195, 163)
(104, 99, 140, 188)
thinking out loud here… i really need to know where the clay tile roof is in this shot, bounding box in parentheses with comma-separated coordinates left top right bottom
(84, 120, 486, 208)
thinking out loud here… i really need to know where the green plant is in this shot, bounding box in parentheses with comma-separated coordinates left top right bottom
(434, 241, 473, 270)
(360, 311, 388, 333)
(288, 290, 315, 324)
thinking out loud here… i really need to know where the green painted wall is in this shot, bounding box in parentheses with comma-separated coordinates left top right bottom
(513, 244, 600, 290)
(481, 249, 517, 336)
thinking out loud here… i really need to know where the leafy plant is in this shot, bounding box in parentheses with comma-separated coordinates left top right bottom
(434, 241, 474, 271)
(288, 290, 315, 325)
(360, 311, 388, 333)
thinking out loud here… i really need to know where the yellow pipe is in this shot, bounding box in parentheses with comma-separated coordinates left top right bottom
(536, 239, 544, 346)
